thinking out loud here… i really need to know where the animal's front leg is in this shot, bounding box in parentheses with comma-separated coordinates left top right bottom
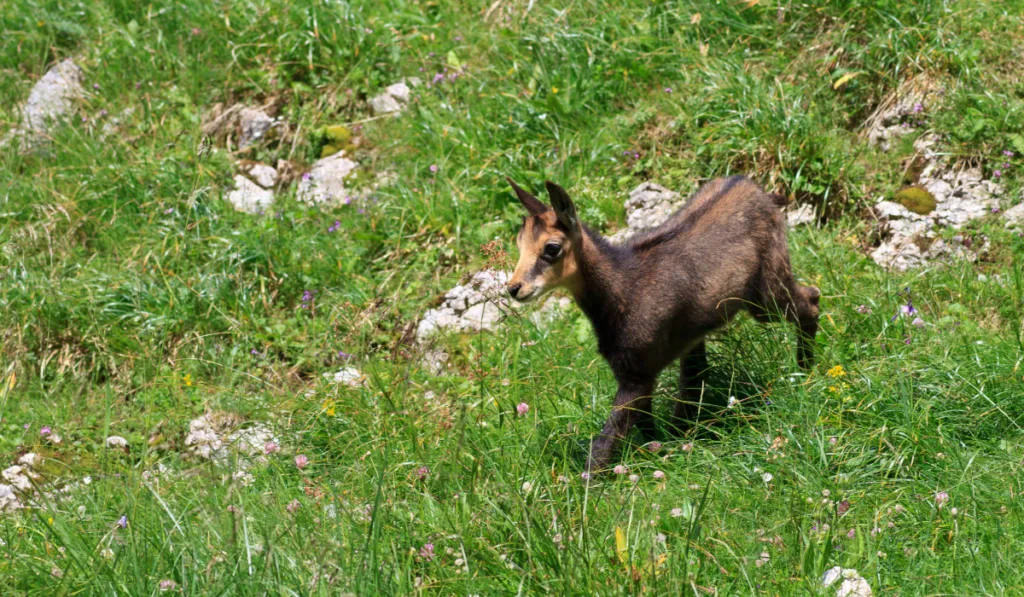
(586, 379, 654, 474)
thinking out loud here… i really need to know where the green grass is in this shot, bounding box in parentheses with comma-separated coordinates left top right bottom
(2, 0, 1024, 594)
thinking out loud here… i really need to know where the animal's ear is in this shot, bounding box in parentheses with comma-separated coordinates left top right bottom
(545, 181, 579, 235)
(507, 178, 549, 216)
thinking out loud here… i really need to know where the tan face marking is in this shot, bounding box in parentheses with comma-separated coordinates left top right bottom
(508, 212, 579, 302)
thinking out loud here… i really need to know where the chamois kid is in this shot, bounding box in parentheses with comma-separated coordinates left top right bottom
(506, 177, 820, 474)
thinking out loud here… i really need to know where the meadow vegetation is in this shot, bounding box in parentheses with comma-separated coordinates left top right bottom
(2, 0, 1023, 593)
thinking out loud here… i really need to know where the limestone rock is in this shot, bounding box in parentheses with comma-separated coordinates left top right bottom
(608, 182, 684, 244)
(1004, 201, 1024, 228)
(325, 366, 365, 387)
(864, 75, 940, 152)
(22, 58, 84, 135)
(296, 153, 359, 207)
(416, 269, 513, 341)
(105, 435, 129, 449)
(238, 107, 275, 148)
(786, 203, 816, 227)
(368, 80, 416, 115)
(871, 134, 1002, 270)
(245, 162, 278, 188)
(822, 566, 873, 597)
(227, 175, 275, 214)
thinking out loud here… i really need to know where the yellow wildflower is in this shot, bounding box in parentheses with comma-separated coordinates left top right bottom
(826, 365, 846, 378)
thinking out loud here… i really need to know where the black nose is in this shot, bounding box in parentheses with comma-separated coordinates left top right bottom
(508, 283, 522, 299)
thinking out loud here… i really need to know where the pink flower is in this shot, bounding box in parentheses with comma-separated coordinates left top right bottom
(613, 465, 628, 475)
(516, 402, 529, 416)
(416, 466, 430, 480)
(294, 454, 309, 469)
(419, 542, 435, 560)
(653, 470, 666, 480)
(935, 491, 950, 508)
(40, 426, 52, 436)
(286, 499, 301, 513)
(264, 441, 279, 454)
(159, 579, 178, 591)
(429, 164, 438, 173)
(846, 528, 856, 539)
(645, 441, 662, 453)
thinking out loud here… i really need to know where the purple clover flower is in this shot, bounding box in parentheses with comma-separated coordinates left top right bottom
(116, 515, 128, 529)
(1003, 150, 1014, 157)
(40, 426, 52, 436)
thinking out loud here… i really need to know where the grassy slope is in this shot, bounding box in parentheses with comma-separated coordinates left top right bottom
(1, 0, 1023, 594)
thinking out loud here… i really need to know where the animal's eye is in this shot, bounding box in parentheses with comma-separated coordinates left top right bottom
(542, 243, 562, 260)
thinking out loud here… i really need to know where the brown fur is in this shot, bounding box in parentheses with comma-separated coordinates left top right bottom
(506, 176, 821, 474)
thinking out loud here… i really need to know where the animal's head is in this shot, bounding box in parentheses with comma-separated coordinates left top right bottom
(506, 178, 582, 302)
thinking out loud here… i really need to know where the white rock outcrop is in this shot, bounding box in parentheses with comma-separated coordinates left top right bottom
(822, 566, 873, 597)
(227, 175, 275, 214)
(296, 152, 360, 207)
(416, 269, 513, 341)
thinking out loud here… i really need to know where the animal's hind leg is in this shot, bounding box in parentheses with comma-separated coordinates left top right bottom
(670, 341, 709, 433)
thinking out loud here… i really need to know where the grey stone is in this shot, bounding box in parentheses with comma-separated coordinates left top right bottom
(1004, 202, 1024, 227)
(238, 107, 275, 147)
(296, 152, 359, 207)
(416, 269, 513, 341)
(786, 203, 816, 227)
(22, 58, 84, 134)
(421, 350, 450, 375)
(227, 175, 274, 214)
(246, 163, 278, 188)
(608, 182, 684, 244)
(385, 82, 412, 103)
(369, 93, 403, 115)
(822, 566, 873, 597)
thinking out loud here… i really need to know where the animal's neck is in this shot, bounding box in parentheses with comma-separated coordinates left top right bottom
(569, 227, 630, 334)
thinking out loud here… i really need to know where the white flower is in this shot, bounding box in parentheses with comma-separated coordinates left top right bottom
(761, 472, 774, 484)
(727, 396, 738, 409)
(521, 481, 533, 493)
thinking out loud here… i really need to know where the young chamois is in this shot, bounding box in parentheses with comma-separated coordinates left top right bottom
(505, 176, 820, 474)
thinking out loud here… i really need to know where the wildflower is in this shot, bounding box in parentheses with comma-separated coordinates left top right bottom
(51, 567, 64, 578)
(994, 170, 1002, 178)
(302, 172, 311, 181)
(1003, 150, 1014, 157)
(93, 83, 100, 90)
(116, 515, 128, 529)
(159, 579, 178, 591)
(664, 87, 672, 93)
(516, 402, 529, 416)
(871, 526, 882, 536)
(755, 551, 770, 567)
(837, 500, 850, 515)
(581, 472, 591, 481)
(328, 220, 341, 233)
(828, 436, 838, 446)
(681, 442, 693, 452)
(286, 499, 301, 513)
(727, 396, 738, 409)
(934, 491, 949, 509)
(337, 350, 351, 360)
(912, 317, 925, 328)
(846, 528, 856, 539)
(521, 481, 533, 493)
(613, 465, 628, 475)
(419, 542, 435, 561)
(646, 441, 662, 453)
(432, 73, 444, 85)
(826, 365, 846, 378)
(855, 304, 872, 314)
(295, 454, 309, 469)
(912, 102, 923, 113)
(629, 473, 640, 483)
(100, 547, 115, 560)
(761, 472, 773, 484)
(183, 374, 193, 387)
(40, 426, 52, 436)
(653, 470, 666, 480)
(822, 489, 831, 498)
(264, 441, 279, 454)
